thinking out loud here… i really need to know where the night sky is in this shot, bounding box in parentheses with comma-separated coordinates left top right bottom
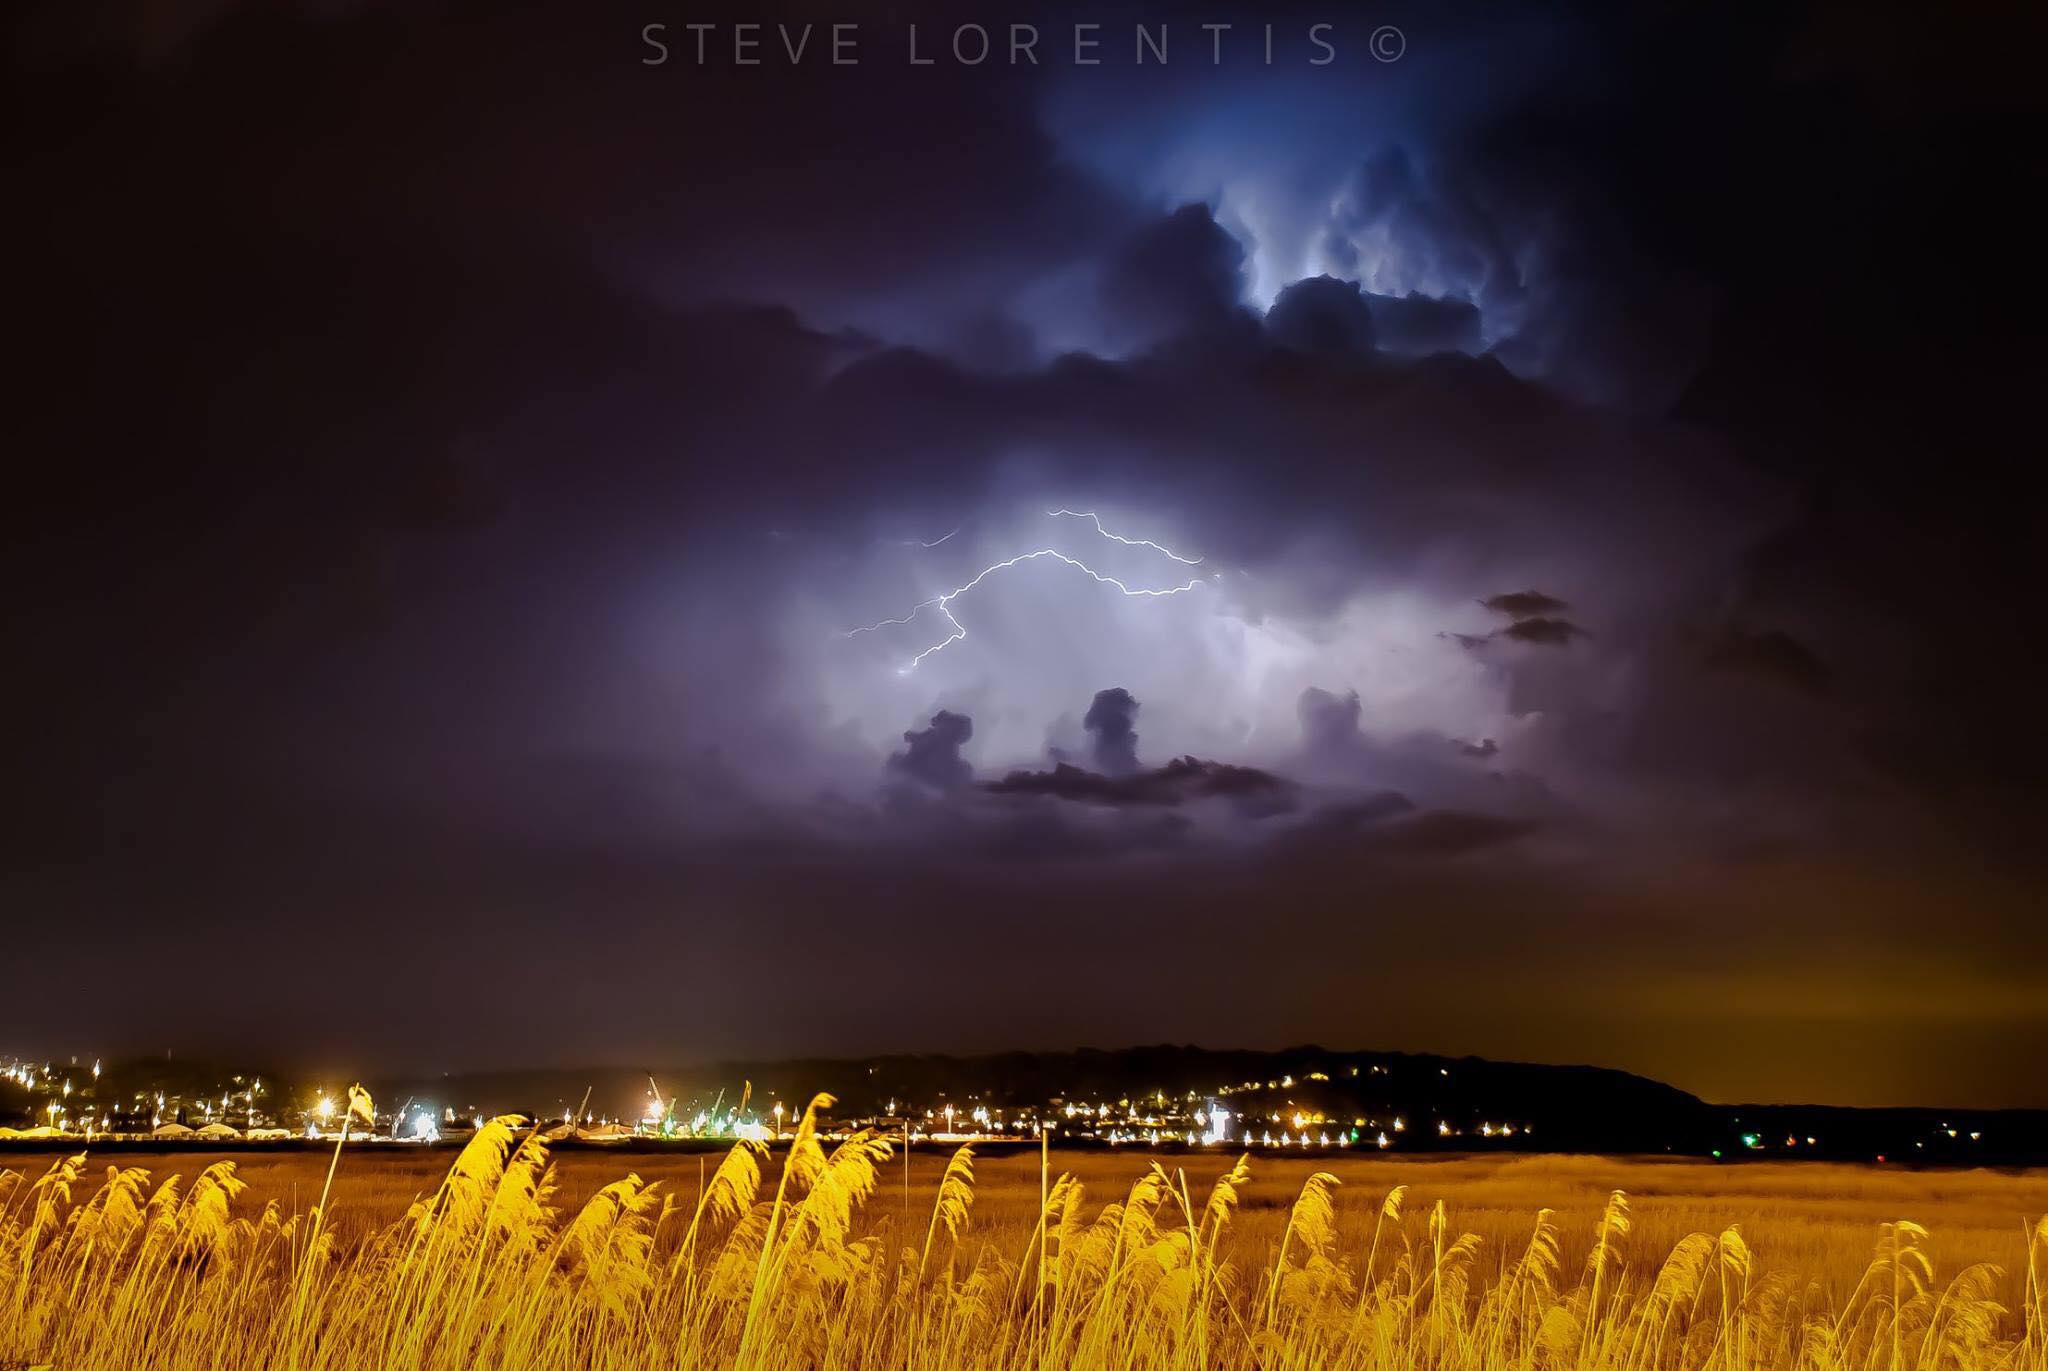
(6, 1, 2044, 1108)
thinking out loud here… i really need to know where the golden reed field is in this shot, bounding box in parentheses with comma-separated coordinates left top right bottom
(4, 1094, 2046, 1370)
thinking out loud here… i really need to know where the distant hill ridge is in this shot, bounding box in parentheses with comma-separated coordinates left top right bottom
(390, 1044, 2048, 1163)
(12, 1044, 2044, 1162)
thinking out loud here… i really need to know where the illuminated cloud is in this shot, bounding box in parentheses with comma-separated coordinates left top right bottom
(10, 0, 2042, 1104)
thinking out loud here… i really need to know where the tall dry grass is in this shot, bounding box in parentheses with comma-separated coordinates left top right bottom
(4, 1094, 2046, 1370)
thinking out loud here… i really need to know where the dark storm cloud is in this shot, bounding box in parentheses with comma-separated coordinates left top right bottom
(888, 710, 976, 790)
(1450, 592, 1586, 648)
(1495, 616, 1586, 647)
(1360, 810, 1535, 858)
(1082, 688, 1142, 775)
(1264, 277, 1376, 364)
(984, 756, 1294, 813)
(1482, 591, 1570, 619)
(1290, 790, 1416, 835)
(1265, 790, 1532, 863)
(1296, 688, 1365, 756)
(5, 0, 2045, 1105)
(1364, 292, 1483, 357)
(1698, 626, 1832, 698)
(1095, 204, 1259, 356)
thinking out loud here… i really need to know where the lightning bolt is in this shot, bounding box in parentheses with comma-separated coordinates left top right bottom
(1044, 509, 1204, 565)
(844, 511, 1206, 673)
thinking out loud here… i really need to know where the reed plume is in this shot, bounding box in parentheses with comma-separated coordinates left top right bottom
(1, 1129, 2042, 1371)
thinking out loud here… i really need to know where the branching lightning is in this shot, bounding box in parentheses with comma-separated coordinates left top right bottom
(1045, 509, 1204, 565)
(844, 510, 1206, 673)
